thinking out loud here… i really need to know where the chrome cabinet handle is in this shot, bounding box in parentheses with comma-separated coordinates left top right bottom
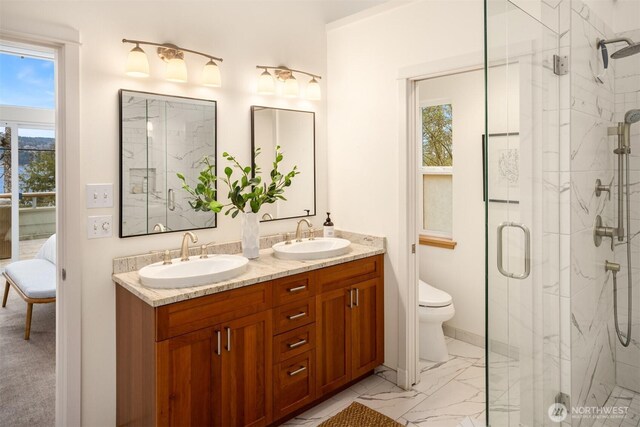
(288, 285, 307, 293)
(288, 366, 307, 376)
(287, 312, 307, 320)
(215, 330, 221, 356)
(288, 339, 307, 349)
(225, 327, 231, 352)
(349, 289, 353, 308)
(497, 221, 531, 280)
(355, 288, 359, 307)
(168, 189, 175, 211)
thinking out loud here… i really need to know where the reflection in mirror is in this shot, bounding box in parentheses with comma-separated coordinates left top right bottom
(251, 106, 315, 222)
(119, 90, 217, 237)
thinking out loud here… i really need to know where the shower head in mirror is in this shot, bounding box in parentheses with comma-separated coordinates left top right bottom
(625, 109, 640, 125)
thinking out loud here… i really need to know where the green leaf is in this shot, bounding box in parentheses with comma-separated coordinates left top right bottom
(176, 172, 185, 181)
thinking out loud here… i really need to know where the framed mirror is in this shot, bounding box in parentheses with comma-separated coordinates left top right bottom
(251, 106, 316, 222)
(119, 90, 217, 237)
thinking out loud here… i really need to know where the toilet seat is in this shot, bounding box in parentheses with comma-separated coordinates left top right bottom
(419, 280, 452, 308)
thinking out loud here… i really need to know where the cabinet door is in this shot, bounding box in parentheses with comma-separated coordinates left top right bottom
(220, 310, 272, 427)
(351, 278, 384, 378)
(156, 327, 220, 426)
(316, 286, 352, 396)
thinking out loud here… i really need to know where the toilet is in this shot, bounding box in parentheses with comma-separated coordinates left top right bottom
(418, 280, 455, 362)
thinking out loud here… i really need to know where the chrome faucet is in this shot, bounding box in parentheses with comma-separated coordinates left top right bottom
(153, 223, 166, 233)
(295, 219, 313, 242)
(180, 231, 198, 261)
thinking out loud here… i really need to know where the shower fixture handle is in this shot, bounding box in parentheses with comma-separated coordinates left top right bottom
(594, 179, 611, 200)
(497, 222, 531, 280)
(593, 215, 616, 251)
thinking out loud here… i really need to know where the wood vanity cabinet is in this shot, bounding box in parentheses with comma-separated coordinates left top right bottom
(316, 256, 384, 395)
(156, 311, 272, 427)
(116, 254, 384, 427)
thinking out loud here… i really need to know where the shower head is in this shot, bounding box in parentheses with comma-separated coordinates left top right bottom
(598, 37, 640, 60)
(611, 42, 640, 59)
(625, 109, 640, 124)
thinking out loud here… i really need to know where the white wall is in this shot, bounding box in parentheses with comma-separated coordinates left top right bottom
(327, 0, 485, 371)
(1, 2, 328, 425)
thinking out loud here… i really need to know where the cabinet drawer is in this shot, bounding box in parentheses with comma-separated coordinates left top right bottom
(156, 284, 270, 341)
(316, 255, 383, 291)
(273, 324, 316, 363)
(273, 273, 315, 307)
(273, 351, 316, 420)
(273, 299, 316, 334)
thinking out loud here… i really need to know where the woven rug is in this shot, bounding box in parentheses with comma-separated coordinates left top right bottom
(319, 402, 402, 427)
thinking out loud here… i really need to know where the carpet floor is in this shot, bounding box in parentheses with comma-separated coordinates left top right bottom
(0, 285, 55, 426)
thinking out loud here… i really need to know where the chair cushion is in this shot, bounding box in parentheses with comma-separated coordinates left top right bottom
(36, 234, 56, 265)
(4, 259, 56, 299)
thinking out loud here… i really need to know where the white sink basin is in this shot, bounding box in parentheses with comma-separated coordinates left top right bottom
(139, 254, 249, 288)
(272, 237, 351, 260)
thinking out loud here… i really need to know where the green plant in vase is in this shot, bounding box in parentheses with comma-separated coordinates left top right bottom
(178, 145, 299, 259)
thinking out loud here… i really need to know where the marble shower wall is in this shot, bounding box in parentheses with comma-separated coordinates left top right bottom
(613, 27, 640, 394)
(568, 0, 617, 424)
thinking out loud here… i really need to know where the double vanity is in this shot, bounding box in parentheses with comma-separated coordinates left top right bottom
(113, 230, 385, 426)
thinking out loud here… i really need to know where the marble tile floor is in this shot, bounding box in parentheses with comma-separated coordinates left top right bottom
(282, 338, 489, 427)
(592, 386, 640, 427)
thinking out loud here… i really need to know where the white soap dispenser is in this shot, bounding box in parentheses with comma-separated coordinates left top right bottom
(323, 212, 335, 237)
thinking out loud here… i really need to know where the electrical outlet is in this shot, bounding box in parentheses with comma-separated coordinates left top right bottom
(86, 184, 113, 208)
(87, 215, 113, 239)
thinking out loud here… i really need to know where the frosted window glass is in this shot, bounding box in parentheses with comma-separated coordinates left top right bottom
(423, 174, 452, 234)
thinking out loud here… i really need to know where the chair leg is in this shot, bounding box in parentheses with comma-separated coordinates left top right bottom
(2, 281, 8, 307)
(25, 303, 33, 340)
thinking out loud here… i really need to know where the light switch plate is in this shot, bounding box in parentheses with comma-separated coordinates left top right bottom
(87, 215, 113, 239)
(86, 184, 113, 208)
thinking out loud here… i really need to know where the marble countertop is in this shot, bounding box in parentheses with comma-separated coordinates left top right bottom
(113, 233, 385, 307)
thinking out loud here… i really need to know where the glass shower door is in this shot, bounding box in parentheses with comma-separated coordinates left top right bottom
(485, 1, 563, 425)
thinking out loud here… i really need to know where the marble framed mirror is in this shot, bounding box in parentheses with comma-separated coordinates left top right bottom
(251, 106, 316, 222)
(119, 90, 217, 237)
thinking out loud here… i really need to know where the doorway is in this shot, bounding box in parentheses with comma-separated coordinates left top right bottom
(0, 40, 57, 425)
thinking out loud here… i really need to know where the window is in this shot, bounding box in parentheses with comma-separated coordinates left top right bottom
(420, 102, 453, 238)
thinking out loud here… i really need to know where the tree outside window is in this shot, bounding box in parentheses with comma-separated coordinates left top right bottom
(421, 103, 453, 237)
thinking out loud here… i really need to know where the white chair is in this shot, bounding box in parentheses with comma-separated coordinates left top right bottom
(2, 234, 56, 340)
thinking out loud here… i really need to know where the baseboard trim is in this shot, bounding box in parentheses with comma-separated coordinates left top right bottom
(442, 324, 519, 360)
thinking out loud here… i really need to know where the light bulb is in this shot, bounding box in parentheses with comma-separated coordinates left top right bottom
(166, 57, 187, 83)
(125, 45, 149, 78)
(257, 69, 275, 95)
(306, 77, 321, 101)
(283, 75, 299, 98)
(202, 59, 221, 87)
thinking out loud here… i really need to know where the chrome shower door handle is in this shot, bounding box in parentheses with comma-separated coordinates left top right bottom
(497, 221, 531, 280)
(168, 189, 176, 211)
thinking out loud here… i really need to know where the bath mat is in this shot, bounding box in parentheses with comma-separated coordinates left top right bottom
(319, 402, 402, 427)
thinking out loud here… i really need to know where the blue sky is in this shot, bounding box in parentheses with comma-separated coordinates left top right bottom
(0, 53, 55, 137)
(0, 53, 55, 110)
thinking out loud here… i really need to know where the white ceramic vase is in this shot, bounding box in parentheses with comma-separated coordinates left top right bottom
(241, 212, 260, 259)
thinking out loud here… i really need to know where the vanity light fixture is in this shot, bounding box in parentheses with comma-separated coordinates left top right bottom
(123, 39, 223, 87)
(255, 65, 321, 100)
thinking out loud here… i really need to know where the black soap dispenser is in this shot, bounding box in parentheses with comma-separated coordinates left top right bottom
(323, 212, 335, 237)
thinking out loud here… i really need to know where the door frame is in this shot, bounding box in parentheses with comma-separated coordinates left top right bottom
(397, 51, 483, 389)
(0, 23, 82, 426)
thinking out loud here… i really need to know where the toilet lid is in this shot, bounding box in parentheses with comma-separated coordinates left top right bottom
(419, 280, 452, 307)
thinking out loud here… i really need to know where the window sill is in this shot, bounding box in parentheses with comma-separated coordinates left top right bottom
(419, 235, 457, 250)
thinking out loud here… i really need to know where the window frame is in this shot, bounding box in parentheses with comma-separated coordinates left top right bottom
(418, 99, 453, 239)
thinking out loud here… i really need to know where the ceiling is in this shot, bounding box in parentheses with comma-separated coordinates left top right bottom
(320, 0, 390, 23)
